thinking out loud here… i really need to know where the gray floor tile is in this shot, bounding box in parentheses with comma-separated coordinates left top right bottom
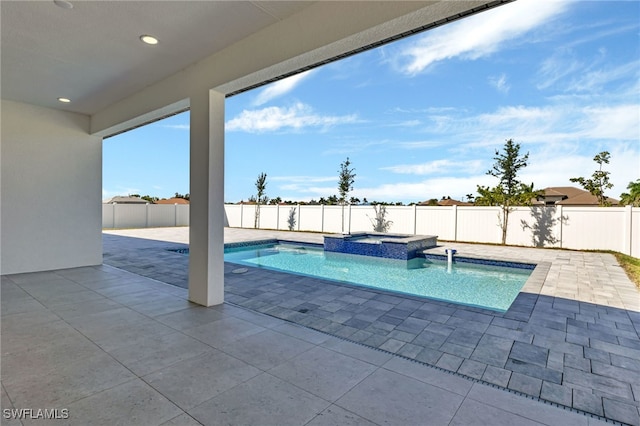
(219, 329, 314, 370)
(336, 368, 464, 425)
(269, 346, 377, 402)
(161, 413, 203, 426)
(107, 331, 213, 376)
(183, 316, 266, 348)
(46, 379, 182, 426)
(468, 383, 589, 426)
(270, 322, 332, 345)
(143, 349, 261, 410)
(322, 338, 393, 366)
(450, 398, 542, 426)
(188, 373, 329, 426)
(154, 306, 226, 331)
(4, 352, 135, 409)
(306, 405, 378, 426)
(382, 356, 472, 396)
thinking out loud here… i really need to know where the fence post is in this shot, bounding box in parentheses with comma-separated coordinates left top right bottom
(276, 204, 280, 230)
(623, 205, 632, 256)
(413, 204, 417, 235)
(297, 204, 301, 231)
(240, 203, 243, 228)
(452, 205, 458, 241)
(558, 205, 563, 249)
(175, 204, 178, 227)
(321, 204, 324, 232)
(112, 203, 116, 229)
(145, 203, 149, 228)
(348, 204, 352, 234)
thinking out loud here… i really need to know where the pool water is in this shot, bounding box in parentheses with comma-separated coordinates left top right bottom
(224, 243, 531, 312)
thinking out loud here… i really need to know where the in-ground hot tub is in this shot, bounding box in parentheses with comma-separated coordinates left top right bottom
(323, 232, 437, 260)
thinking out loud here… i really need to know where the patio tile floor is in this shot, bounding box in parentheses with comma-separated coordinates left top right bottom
(1, 227, 638, 425)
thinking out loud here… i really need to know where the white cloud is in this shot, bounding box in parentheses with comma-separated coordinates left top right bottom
(160, 124, 189, 130)
(394, 0, 569, 75)
(423, 101, 639, 149)
(579, 104, 640, 141)
(252, 70, 314, 106)
(397, 140, 447, 150)
(536, 51, 583, 90)
(271, 176, 335, 183)
(272, 176, 336, 191)
(225, 103, 358, 133)
(381, 159, 484, 175)
(352, 175, 496, 203)
(565, 60, 640, 93)
(488, 73, 510, 94)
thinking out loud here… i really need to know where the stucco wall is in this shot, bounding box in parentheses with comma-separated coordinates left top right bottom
(1, 100, 102, 274)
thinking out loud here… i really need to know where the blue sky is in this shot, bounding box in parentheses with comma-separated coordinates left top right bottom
(103, 0, 639, 204)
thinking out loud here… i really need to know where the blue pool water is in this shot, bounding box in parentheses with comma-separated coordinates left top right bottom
(224, 243, 532, 312)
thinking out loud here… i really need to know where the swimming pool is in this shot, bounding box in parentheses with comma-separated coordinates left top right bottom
(224, 242, 533, 312)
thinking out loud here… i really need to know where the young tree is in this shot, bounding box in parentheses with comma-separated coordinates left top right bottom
(570, 151, 613, 206)
(620, 179, 640, 207)
(338, 157, 356, 233)
(287, 207, 297, 231)
(476, 139, 538, 245)
(368, 205, 393, 233)
(254, 172, 268, 228)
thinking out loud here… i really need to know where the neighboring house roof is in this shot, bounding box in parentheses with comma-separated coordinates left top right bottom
(156, 197, 189, 204)
(538, 187, 619, 206)
(437, 198, 473, 206)
(103, 196, 147, 204)
(417, 198, 472, 206)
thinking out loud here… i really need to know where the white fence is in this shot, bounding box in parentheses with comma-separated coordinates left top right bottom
(103, 203, 639, 257)
(102, 203, 189, 229)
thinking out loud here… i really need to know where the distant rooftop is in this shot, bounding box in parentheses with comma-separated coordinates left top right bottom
(156, 197, 189, 205)
(103, 196, 147, 204)
(536, 186, 619, 206)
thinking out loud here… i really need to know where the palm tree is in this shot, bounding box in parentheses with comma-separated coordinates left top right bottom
(620, 179, 640, 207)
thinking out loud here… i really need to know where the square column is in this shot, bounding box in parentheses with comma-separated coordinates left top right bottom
(188, 90, 225, 306)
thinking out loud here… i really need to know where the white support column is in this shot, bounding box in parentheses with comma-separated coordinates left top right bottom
(188, 90, 225, 307)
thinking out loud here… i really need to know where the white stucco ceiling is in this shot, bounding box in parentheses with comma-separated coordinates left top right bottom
(1, 1, 313, 115)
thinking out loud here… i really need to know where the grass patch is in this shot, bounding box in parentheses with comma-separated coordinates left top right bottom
(612, 252, 640, 289)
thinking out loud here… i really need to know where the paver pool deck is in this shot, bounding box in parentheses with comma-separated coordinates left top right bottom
(2, 227, 638, 425)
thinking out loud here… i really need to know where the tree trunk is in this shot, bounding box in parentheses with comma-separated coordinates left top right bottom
(501, 205, 508, 245)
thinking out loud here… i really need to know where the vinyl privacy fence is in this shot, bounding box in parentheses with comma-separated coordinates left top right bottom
(103, 203, 639, 257)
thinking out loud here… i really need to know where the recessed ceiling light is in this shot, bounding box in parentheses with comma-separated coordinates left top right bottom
(140, 35, 159, 45)
(53, 0, 73, 9)
(57, 97, 71, 103)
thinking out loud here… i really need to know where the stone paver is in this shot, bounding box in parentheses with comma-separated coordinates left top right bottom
(100, 227, 640, 425)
